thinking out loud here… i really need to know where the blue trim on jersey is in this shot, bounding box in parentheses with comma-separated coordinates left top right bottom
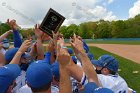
(108, 74, 118, 77)
(132, 90, 136, 93)
(82, 75, 87, 85)
(13, 30, 22, 48)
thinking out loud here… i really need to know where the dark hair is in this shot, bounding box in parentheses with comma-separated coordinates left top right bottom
(29, 81, 51, 93)
(54, 76, 60, 82)
(5, 81, 16, 93)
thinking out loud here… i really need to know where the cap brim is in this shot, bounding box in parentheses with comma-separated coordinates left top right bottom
(91, 60, 102, 67)
(83, 82, 98, 93)
(84, 82, 114, 93)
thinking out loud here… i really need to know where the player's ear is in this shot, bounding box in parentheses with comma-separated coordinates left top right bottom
(6, 81, 16, 93)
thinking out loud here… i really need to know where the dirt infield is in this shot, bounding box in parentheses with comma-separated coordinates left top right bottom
(44, 44, 140, 64)
(90, 44, 140, 64)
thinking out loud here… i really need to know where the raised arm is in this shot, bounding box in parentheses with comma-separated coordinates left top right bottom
(44, 39, 55, 64)
(70, 34, 101, 87)
(7, 19, 22, 48)
(10, 39, 31, 65)
(0, 30, 12, 42)
(29, 42, 37, 59)
(34, 24, 45, 60)
(13, 29, 22, 48)
(57, 37, 72, 93)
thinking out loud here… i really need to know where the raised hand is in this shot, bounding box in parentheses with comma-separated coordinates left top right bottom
(52, 31, 59, 45)
(18, 39, 32, 53)
(57, 38, 70, 67)
(57, 37, 65, 48)
(47, 39, 55, 52)
(34, 24, 43, 38)
(41, 33, 50, 42)
(7, 19, 18, 30)
(70, 34, 84, 54)
(7, 30, 13, 34)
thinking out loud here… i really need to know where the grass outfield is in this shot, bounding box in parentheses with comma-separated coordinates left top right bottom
(44, 39, 140, 45)
(89, 46, 140, 92)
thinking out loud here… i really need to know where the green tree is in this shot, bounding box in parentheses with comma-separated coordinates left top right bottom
(60, 24, 78, 38)
(20, 28, 34, 39)
(0, 23, 12, 40)
(111, 20, 126, 38)
(95, 21, 112, 38)
(79, 22, 95, 39)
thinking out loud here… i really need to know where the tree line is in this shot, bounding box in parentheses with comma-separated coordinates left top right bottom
(1, 14, 140, 40)
(59, 14, 140, 39)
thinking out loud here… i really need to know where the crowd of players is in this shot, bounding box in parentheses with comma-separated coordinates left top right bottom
(0, 19, 136, 93)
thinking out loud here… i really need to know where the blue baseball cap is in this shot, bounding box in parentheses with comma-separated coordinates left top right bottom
(0, 64, 21, 93)
(91, 60, 102, 67)
(26, 60, 52, 88)
(2, 38, 9, 43)
(83, 82, 114, 93)
(5, 48, 30, 63)
(92, 55, 119, 72)
(67, 48, 73, 55)
(51, 61, 59, 81)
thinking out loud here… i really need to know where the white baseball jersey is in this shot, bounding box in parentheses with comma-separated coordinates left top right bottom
(76, 58, 96, 69)
(13, 70, 26, 93)
(70, 77, 79, 93)
(80, 73, 128, 93)
(19, 84, 59, 93)
(0, 48, 6, 55)
(97, 74, 128, 93)
(76, 60, 82, 67)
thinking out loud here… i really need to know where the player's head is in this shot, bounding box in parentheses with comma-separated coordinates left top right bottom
(83, 82, 114, 93)
(5, 48, 31, 65)
(0, 64, 21, 93)
(26, 60, 53, 93)
(2, 38, 10, 49)
(91, 55, 119, 75)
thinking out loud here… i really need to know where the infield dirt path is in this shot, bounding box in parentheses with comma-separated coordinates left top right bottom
(90, 44, 140, 64)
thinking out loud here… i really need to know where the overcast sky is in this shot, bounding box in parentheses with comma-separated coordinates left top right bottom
(0, 0, 139, 28)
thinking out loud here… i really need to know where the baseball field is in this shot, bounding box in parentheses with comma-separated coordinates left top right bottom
(44, 40, 140, 92)
(88, 46, 140, 92)
(87, 41, 140, 92)
(62, 40, 140, 92)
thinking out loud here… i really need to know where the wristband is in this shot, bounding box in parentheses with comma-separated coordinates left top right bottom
(61, 46, 67, 49)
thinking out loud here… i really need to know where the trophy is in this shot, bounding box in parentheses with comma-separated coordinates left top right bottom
(39, 8, 65, 37)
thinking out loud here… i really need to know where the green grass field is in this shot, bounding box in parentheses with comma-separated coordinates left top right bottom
(45, 39, 140, 45)
(89, 46, 140, 92)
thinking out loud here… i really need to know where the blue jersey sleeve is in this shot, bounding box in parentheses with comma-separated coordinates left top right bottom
(82, 40, 89, 53)
(44, 52, 51, 64)
(13, 30, 22, 48)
